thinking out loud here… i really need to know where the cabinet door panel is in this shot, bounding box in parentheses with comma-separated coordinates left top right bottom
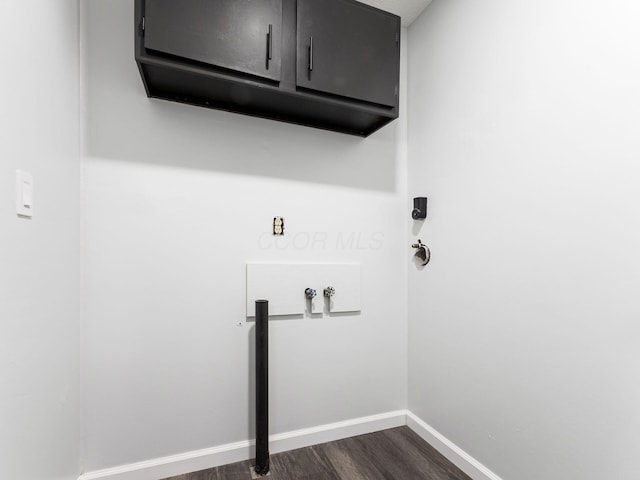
(296, 0, 399, 107)
(145, 0, 282, 82)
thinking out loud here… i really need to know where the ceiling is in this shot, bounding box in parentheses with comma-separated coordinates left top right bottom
(359, 0, 433, 26)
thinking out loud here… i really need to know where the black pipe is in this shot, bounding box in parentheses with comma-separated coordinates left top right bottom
(255, 300, 270, 476)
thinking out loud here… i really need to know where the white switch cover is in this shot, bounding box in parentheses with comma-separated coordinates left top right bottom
(16, 170, 33, 218)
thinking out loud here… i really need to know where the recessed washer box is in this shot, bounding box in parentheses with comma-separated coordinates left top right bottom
(246, 263, 361, 317)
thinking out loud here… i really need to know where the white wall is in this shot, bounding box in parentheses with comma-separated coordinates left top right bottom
(408, 1, 640, 479)
(81, 0, 408, 471)
(0, 1, 81, 479)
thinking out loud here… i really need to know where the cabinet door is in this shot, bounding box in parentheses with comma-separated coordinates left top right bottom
(144, 0, 282, 82)
(296, 0, 399, 107)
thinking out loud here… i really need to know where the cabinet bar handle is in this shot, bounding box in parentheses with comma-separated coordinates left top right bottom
(309, 36, 314, 71)
(268, 24, 273, 60)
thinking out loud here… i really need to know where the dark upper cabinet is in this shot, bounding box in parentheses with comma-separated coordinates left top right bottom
(135, 0, 401, 136)
(144, 0, 282, 82)
(296, 0, 400, 107)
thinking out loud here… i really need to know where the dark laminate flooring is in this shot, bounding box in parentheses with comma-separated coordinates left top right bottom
(164, 427, 471, 480)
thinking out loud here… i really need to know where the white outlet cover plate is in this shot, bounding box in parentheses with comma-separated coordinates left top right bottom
(16, 170, 33, 218)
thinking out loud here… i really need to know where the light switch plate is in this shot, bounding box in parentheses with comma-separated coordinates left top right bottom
(16, 170, 33, 218)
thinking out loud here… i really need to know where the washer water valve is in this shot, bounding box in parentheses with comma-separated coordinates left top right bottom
(324, 286, 335, 298)
(305, 288, 317, 299)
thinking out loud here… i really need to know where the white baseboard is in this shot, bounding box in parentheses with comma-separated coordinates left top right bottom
(78, 410, 407, 480)
(406, 412, 503, 480)
(79, 410, 502, 480)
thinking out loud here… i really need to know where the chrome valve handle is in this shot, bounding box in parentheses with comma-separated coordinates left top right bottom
(305, 288, 317, 299)
(324, 286, 335, 298)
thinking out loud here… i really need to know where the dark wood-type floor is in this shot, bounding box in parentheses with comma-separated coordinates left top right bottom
(164, 427, 471, 480)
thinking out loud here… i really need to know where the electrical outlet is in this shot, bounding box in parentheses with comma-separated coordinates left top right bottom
(273, 217, 284, 235)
